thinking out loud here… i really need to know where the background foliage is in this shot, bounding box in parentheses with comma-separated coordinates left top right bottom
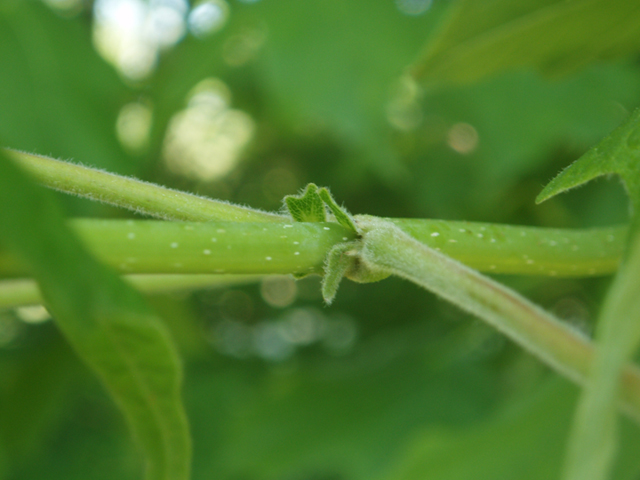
(2, 0, 640, 479)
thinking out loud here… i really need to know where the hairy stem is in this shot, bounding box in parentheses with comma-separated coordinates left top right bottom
(6, 150, 286, 222)
(356, 216, 640, 422)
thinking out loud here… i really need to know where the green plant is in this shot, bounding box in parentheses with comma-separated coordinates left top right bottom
(3, 1, 640, 480)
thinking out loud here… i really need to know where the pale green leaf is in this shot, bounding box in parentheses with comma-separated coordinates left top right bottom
(321, 243, 355, 304)
(284, 183, 327, 223)
(318, 187, 358, 233)
(0, 151, 190, 480)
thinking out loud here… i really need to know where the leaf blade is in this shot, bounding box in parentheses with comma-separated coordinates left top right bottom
(412, 0, 640, 88)
(537, 106, 640, 214)
(0, 151, 191, 480)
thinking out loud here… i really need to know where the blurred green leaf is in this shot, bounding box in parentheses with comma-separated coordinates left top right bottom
(411, 0, 640, 88)
(562, 231, 640, 480)
(188, 344, 499, 480)
(0, 2, 134, 174)
(385, 380, 640, 480)
(246, 0, 448, 182)
(536, 108, 640, 480)
(0, 151, 190, 480)
(0, 330, 76, 474)
(409, 64, 640, 220)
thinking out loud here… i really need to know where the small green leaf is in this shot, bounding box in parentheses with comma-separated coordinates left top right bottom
(318, 187, 358, 233)
(537, 107, 640, 215)
(321, 243, 355, 304)
(284, 183, 327, 223)
(412, 0, 640, 88)
(0, 151, 190, 480)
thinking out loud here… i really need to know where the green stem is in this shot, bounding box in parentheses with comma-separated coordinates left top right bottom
(6, 151, 627, 277)
(0, 274, 264, 309)
(0, 220, 356, 277)
(391, 218, 626, 277)
(356, 216, 640, 422)
(0, 218, 625, 278)
(6, 149, 286, 222)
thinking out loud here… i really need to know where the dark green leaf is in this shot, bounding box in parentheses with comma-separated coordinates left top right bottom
(0, 151, 190, 480)
(412, 0, 640, 88)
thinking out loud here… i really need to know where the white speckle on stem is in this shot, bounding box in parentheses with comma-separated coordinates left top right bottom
(283, 225, 293, 228)
(293, 241, 300, 245)
(490, 238, 496, 243)
(217, 228, 226, 233)
(323, 227, 330, 230)
(459, 229, 466, 233)
(203, 249, 211, 255)
(430, 232, 440, 237)
(449, 239, 457, 243)
(477, 233, 483, 238)
(185, 225, 194, 231)
(171, 242, 179, 248)
(266, 256, 272, 261)
(211, 237, 217, 242)
(549, 240, 557, 246)
(127, 232, 135, 240)
(294, 252, 300, 256)
(520, 231, 526, 237)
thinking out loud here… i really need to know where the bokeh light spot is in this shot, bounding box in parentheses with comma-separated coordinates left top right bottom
(163, 78, 255, 181)
(15, 305, 52, 324)
(260, 275, 297, 308)
(396, 0, 433, 16)
(116, 101, 153, 153)
(446, 122, 479, 154)
(188, 0, 229, 38)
